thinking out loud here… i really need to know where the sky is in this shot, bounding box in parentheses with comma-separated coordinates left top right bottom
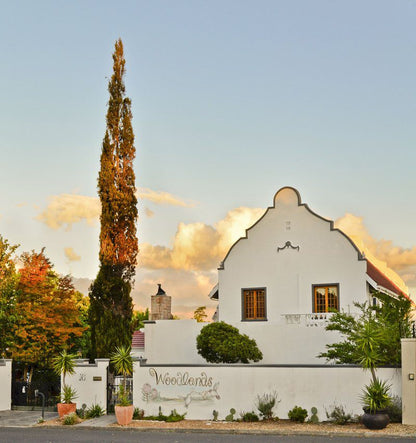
(1, 1, 415, 317)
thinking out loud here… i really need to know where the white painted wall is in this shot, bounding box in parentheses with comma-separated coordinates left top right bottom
(143, 320, 206, 364)
(133, 363, 400, 421)
(219, 187, 367, 325)
(401, 339, 416, 424)
(65, 359, 109, 412)
(0, 359, 12, 411)
(143, 317, 344, 365)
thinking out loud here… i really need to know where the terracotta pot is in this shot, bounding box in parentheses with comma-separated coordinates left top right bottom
(57, 402, 77, 418)
(115, 404, 134, 425)
(362, 408, 389, 430)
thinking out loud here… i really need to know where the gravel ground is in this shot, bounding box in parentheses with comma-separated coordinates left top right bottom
(39, 418, 416, 437)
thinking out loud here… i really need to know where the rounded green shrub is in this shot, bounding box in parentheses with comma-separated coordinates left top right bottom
(196, 321, 263, 363)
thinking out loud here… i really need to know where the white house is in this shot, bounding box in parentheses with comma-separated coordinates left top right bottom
(132, 186, 413, 420)
(142, 186, 411, 365)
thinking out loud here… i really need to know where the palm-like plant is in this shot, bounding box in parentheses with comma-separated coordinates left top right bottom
(361, 378, 392, 413)
(52, 350, 77, 389)
(110, 345, 133, 405)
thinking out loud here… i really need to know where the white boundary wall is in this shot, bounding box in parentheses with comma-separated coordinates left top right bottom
(0, 359, 12, 411)
(402, 339, 416, 424)
(65, 359, 109, 413)
(133, 363, 400, 420)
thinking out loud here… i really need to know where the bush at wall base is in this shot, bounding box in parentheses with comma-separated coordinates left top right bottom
(115, 405, 134, 425)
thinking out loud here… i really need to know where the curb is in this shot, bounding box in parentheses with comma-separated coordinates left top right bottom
(36, 424, 416, 438)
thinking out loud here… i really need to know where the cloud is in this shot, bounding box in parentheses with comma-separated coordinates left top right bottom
(16, 202, 27, 208)
(36, 194, 100, 230)
(137, 188, 196, 207)
(37, 188, 194, 230)
(335, 213, 416, 291)
(139, 207, 265, 271)
(145, 207, 155, 218)
(64, 247, 81, 262)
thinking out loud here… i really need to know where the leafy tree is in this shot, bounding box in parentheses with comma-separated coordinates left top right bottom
(11, 249, 84, 380)
(319, 292, 412, 369)
(132, 308, 149, 330)
(0, 235, 20, 356)
(89, 39, 138, 358)
(193, 306, 207, 322)
(196, 321, 263, 363)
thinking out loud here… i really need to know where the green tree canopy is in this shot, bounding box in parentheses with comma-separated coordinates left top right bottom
(89, 39, 138, 358)
(319, 292, 413, 370)
(0, 235, 20, 356)
(193, 306, 207, 322)
(196, 321, 263, 364)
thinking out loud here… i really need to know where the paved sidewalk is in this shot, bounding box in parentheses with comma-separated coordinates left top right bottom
(0, 410, 58, 427)
(75, 414, 117, 427)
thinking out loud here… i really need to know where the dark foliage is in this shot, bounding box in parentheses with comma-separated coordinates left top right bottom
(196, 321, 263, 364)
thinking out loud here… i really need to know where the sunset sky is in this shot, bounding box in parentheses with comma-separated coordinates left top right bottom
(1, 1, 415, 317)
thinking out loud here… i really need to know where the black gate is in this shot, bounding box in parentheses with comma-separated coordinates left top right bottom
(106, 368, 133, 413)
(11, 362, 60, 410)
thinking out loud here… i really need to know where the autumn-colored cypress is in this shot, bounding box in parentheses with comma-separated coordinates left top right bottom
(89, 39, 138, 358)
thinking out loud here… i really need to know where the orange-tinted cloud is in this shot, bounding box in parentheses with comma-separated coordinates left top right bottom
(145, 207, 155, 218)
(36, 194, 100, 230)
(335, 213, 416, 290)
(137, 188, 196, 207)
(64, 247, 81, 262)
(37, 189, 194, 230)
(139, 207, 265, 271)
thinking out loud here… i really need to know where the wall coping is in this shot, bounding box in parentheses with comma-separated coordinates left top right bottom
(135, 362, 400, 369)
(74, 358, 110, 367)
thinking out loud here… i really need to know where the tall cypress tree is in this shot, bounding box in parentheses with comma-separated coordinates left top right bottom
(89, 39, 138, 359)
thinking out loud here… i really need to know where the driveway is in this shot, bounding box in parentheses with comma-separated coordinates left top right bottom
(0, 410, 58, 427)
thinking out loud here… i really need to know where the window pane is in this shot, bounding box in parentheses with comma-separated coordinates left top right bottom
(315, 287, 326, 313)
(243, 288, 266, 320)
(314, 285, 339, 313)
(257, 290, 265, 319)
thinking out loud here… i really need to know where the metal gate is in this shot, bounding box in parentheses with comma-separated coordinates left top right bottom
(11, 362, 60, 410)
(106, 367, 133, 413)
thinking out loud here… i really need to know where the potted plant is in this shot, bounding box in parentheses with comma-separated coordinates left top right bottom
(356, 310, 392, 429)
(361, 378, 391, 429)
(52, 349, 78, 417)
(111, 345, 134, 425)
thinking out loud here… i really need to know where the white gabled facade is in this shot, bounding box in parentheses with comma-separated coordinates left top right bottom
(218, 186, 367, 322)
(141, 186, 411, 365)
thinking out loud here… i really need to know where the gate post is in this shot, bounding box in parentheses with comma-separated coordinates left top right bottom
(401, 339, 416, 424)
(0, 359, 12, 411)
(66, 359, 110, 413)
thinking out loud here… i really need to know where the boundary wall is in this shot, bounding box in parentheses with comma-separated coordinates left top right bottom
(133, 363, 400, 420)
(0, 359, 12, 411)
(65, 359, 109, 413)
(402, 339, 416, 424)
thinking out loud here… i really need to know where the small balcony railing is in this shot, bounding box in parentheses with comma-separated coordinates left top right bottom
(282, 313, 335, 327)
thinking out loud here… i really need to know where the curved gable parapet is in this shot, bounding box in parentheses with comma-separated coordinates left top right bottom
(218, 186, 364, 270)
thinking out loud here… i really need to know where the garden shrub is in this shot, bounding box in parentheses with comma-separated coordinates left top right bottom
(133, 408, 145, 420)
(62, 413, 78, 425)
(325, 404, 353, 425)
(288, 406, 308, 423)
(240, 411, 259, 422)
(386, 396, 402, 423)
(85, 403, 105, 419)
(196, 321, 263, 363)
(256, 391, 280, 420)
